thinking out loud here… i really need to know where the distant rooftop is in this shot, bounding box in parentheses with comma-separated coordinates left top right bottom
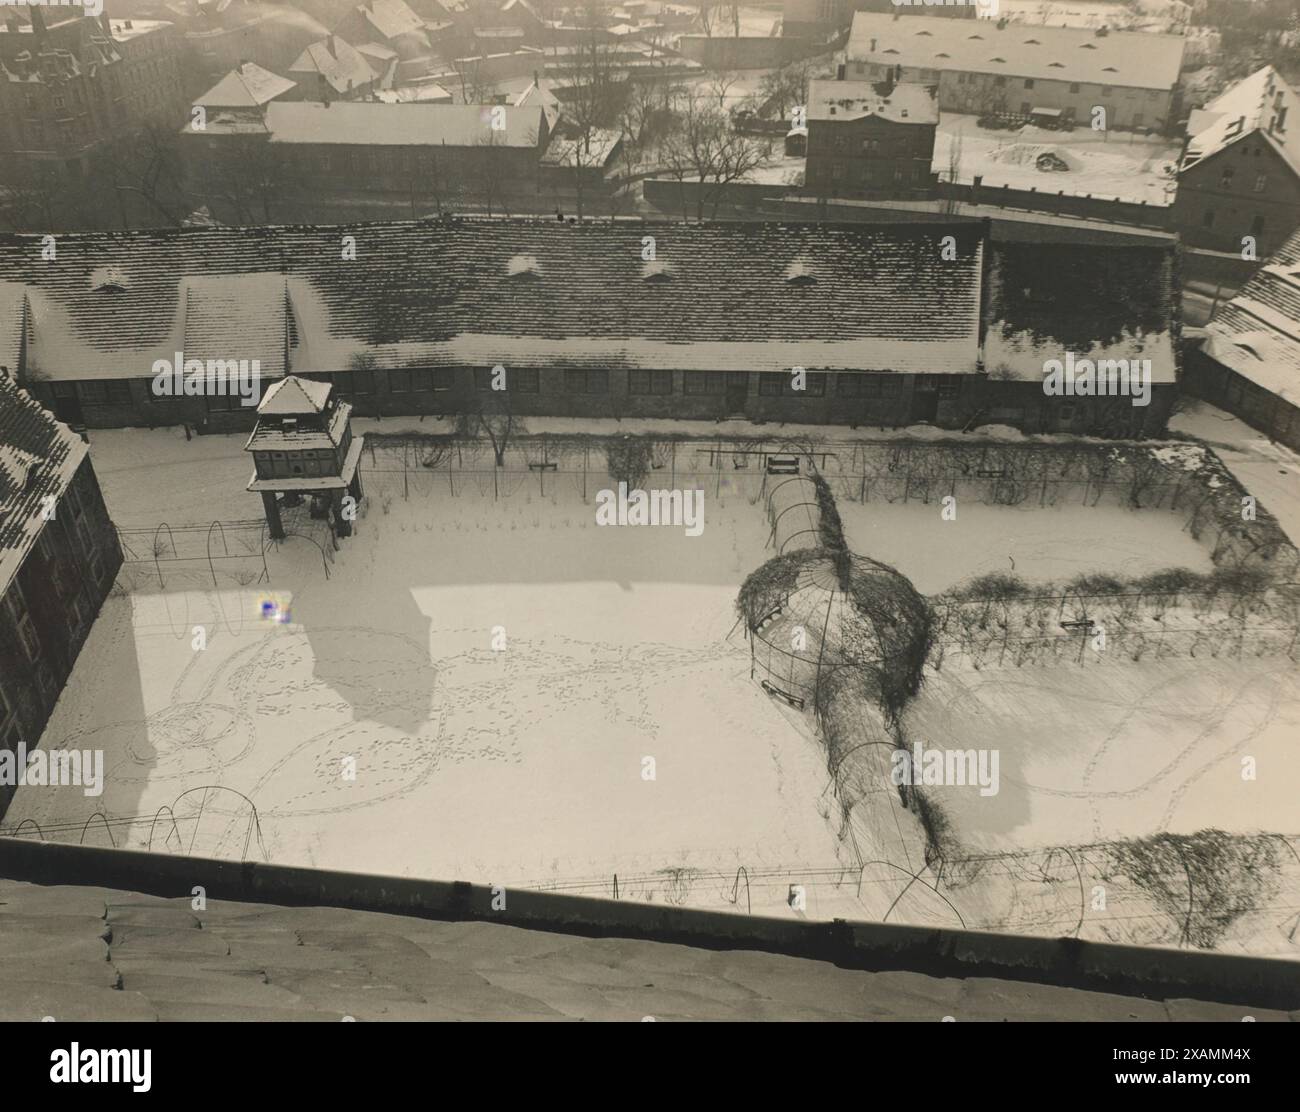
(846, 12, 1185, 91)
(195, 62, 296, 109)
(807, 79, 938, 126)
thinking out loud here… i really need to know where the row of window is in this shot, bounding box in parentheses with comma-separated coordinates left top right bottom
(56, 370, 928, 404)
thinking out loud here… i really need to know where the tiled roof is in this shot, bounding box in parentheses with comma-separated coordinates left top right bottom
(0, 372, 87, 598)
(1203, 228, 1300, 401)
(261, 101, 546, 147)
(984, 240, 1179, 383)
(1182, 66, 1300, 180)
(0, 219, 988, 377)
(846, 12, 1185, 91)
(0, 872, 1291, 1020)
(807, 79, 939, 126)
(194, 62, 297, 108)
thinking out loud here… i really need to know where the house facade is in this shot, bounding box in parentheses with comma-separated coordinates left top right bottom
(1176, 67, 1300, 258)
(0, 372, 122, 819)
(804, 78, 939, 199)
(0, 12, 186, 173)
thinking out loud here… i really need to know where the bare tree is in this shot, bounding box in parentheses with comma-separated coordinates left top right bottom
(660, 88, 774, 221)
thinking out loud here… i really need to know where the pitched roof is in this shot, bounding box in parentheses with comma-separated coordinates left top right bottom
(984, 240, 1179, 384)
(846, 12, 1185, 91)
(258, 374, 333, 416)
(807, 79, 938, 126)
(261, 101, 545, 147)
(0, 371, 88, 598)
(289, 36, 377, 95)
(1181, 66, 1300, 180)
(0, 219, 987, 378)
(357, 0, 426, 41)
(195, 62, 296, 108)
(1202, 228, 1300, 401)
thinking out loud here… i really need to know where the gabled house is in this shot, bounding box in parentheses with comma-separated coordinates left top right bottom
(289, 35, 382, 100)
(1176, 67, 1300, 258)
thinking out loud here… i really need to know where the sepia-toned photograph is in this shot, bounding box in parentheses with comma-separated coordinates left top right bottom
(0, 0, 1298, 1084)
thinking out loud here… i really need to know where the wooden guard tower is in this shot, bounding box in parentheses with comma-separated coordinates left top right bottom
(244, 376, 364, 540)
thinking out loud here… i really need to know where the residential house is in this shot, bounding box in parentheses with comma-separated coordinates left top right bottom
(1176, 66, 1300, 258)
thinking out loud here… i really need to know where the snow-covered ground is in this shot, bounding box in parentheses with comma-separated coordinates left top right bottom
(906, 660, 1300, 853)
(934, 115, 1180, 206)
(837, 500, 1212, 593)
(14, 421, 1295, 948)
(7, 475, 858, 914)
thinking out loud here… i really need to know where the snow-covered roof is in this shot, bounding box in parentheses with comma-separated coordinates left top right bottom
(983, 240, 1179, 384)
(195, 62, 296, 109)
(847, 12, 1185, 92)
(807, 79, 938, 126)
(0, 372, 88, 599)
(1203, 229, 1300, 402)
(261, 101, 545, 148)
(289, 36, 377, 96)
(258, 375, 333, 416)
(358, 0, 426, 41)
(0, 220, 989, 378)
(1181, 66, 1300, 180)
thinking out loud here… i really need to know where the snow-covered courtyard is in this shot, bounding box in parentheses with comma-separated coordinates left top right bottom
(7, 425, 1298, 948)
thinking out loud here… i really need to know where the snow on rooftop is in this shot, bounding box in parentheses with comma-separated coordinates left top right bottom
(807, 79, 938, 126)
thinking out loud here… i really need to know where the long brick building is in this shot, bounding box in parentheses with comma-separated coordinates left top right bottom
(0, 218, 1178, 439)
(844, 13, 1186, 132)
(0, 372, 122, 817)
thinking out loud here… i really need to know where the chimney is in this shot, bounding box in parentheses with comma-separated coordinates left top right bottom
(870, 37, 876, 52)
(836, 61, 845, 80)
(30, 7, 46, 38)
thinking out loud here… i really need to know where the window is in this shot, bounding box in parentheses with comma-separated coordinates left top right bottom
(1069, 82, 1080, 93)
(474, 367, 535, 392)
(1220, 167, 1235, 188)
(106, 381, 132, 405)
(759, 372, 826, 397)
(352, 369, 375, 395)
(1254, 174, 1267, 192)
(77, 381, 109, 405)
(408, 368, 453, 392)
(937, 378, 961, 399)
(628, 370, 673, 396)
(17, 613, 39, 663)
(389, 369, 411, 393)
(563, 369, 608, 394)
(683, 372, 726, 396)
(1203, 208, 1216, 227)
(1024, 78, 1034, 89)
(1020, 102, 1031, 115)
(1251, 214, 1265, 237)
(993, 76, 1006, 87)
